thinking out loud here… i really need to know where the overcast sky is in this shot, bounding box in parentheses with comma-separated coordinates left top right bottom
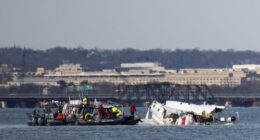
(1, 0, 260, 51)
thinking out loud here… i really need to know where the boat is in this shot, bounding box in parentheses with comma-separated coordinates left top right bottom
(27, 105, 66, 126)
(145, 100, 238, 125)
(69, 102, 141, 125)
(27, 100, 141, 126)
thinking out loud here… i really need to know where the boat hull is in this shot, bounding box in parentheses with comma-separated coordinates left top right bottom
(27, 115, 140, 126)
(76, 116, 140, 125)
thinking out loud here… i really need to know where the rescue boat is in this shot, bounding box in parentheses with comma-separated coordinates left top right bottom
(27, 100, 141, 126)
(27, 106, 66, 126)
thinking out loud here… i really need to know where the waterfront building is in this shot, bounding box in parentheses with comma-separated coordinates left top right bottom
(35, 67, 45, 76)
(233, 64, 260, 71)
(7, 63, 246, 87)
(45, 63, 83, 77)
(167, 69, 245, 86)
(233, 64, 260, 75)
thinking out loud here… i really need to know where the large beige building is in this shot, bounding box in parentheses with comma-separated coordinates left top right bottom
(8, 63, 247, 86)
(167, 69, 245, 86)
(45, 64, 83, 76)
(40, 63, 246, 86)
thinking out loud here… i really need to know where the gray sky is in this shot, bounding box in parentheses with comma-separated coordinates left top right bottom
(1, 0, 260, 51)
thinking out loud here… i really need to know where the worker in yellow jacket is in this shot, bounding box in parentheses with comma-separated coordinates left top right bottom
(112, 106, 122, 117)
(81, 96, 88, 105)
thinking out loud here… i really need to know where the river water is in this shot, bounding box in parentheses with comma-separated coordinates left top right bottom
(0, 107, 260, 140)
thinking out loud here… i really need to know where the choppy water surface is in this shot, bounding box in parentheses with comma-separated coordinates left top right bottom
(0, 107, 260, 140)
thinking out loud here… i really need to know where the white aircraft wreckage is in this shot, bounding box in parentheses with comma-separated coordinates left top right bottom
(145, 100, 238, 125)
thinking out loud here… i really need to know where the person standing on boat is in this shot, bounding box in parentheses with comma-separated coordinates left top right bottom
(81, 96, 88, 106)
(56, 111, 64, 120)
(130, 103, 136, 116)
(98, 104, 104, 121)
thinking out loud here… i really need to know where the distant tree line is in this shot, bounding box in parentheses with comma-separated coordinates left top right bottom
(1, 46, 260, 71)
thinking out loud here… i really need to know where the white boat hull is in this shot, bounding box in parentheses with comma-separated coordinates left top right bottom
(146, 100, 237, 125)
(147, 101, 193, 125)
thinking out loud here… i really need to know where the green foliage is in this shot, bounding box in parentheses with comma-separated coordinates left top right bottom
(75, 81, 93, 92)
(80, 80, 89, 85)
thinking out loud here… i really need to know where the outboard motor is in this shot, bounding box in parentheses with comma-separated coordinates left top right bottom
(31, 115, 37, 125)
(231, 116, 236, 122)
(37, 117, 44, 125)
(227, 116, 236, 122)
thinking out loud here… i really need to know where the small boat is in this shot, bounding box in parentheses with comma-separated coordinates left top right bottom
(27, 100, 141, 126)
(70, 103, 141, 125)
(27, 105, 66, 126)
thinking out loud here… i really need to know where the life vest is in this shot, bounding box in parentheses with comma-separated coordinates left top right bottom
(98, 105, 104, 113)
(82, 97, 88, 105)
(56, 113, 64, 120)
(112, 107, 122, 117)
(105, 112, 111, 119)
